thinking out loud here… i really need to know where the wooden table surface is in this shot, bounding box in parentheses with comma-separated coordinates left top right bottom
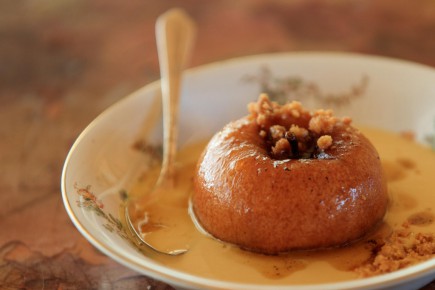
(1, 0, 434, 289)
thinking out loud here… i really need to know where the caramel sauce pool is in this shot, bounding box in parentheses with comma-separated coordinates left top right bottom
(128, 127, 435, 285)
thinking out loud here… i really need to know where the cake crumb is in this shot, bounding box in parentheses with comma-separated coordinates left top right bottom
(354, 223, 435, 277)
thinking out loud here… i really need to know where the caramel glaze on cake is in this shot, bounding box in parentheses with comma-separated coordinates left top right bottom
(192, 94, 388, 255)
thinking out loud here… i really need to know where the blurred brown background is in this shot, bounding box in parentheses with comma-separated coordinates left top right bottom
(1, 1, 434, 289)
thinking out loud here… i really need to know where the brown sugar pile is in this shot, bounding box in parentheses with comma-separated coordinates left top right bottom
(355, 222, 435, 277)
(248, 94, 351, 160)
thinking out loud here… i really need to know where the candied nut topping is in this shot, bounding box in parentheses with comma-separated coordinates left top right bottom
(309, 109, 337, 134)
(270, 125, 287, 142)
(289, 124, 309, 139)
(271, 138, 291, 157)
(317, 135, 333, 150)
(248, 94, 352, 160)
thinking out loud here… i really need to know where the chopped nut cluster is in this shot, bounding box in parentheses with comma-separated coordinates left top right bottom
(248, 94, 351, 160)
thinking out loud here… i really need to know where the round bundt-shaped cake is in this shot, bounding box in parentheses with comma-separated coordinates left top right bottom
(192, 94, 388, 254)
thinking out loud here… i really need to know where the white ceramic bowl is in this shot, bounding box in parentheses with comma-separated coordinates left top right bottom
(62, 52, 435, 290)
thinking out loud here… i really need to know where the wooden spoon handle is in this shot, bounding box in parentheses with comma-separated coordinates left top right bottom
(156, 8, 196, 182)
